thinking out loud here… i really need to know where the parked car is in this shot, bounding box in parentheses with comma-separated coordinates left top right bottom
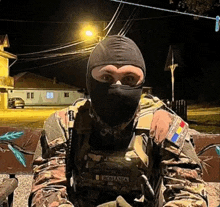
(8, 97, 25, 109)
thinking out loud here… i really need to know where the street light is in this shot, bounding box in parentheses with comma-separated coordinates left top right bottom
(80, 23, 104, 42)
(85, 30, 93, 37)
(81, 24, 97, 40)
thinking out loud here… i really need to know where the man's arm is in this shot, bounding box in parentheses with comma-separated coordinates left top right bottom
(156, 114, 208, 207)
(140, 95, 208, 206)
(29, 108, 74, 207)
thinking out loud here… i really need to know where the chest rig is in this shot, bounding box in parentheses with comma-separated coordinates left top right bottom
(66, 99, 163, 206)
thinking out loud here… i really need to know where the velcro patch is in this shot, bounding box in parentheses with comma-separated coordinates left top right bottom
(166, 116, 188, 148)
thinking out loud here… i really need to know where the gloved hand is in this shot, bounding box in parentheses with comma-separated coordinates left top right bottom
(150, 109, 173, 144)
(97, 196, 132, 207)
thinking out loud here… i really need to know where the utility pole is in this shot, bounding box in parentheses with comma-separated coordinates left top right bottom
(169, 51, 178, 102)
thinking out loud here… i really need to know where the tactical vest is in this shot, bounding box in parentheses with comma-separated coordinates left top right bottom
(66, 96, 165, 207)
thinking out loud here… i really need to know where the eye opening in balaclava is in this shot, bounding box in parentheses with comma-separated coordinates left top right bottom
(86, 35, 146, 127)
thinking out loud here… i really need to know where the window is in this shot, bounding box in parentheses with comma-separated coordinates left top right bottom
(64, 92, 69, 98)
(27, 92, 34, 99)
(46, 92, 54, 99)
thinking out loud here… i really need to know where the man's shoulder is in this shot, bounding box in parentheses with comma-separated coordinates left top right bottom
(43, 98, 89, 142)
(139, 94, 164, 111)
(137, 94, 164, 130)
(46, 98, 89, 125)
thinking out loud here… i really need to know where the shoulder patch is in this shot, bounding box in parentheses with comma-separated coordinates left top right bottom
(166, 115, 189, 148)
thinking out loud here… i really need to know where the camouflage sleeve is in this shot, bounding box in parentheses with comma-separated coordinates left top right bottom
(29, 108, 74, 207)
(160, 116, 208, 207)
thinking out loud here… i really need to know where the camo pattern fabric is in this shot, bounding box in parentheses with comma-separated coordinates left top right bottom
(161, 137, 208, 207)
(29, 139, 73, 207)
(29, 106, 74, 207)
(29, 97, 208, 207)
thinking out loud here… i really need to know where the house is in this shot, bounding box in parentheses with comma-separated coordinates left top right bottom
(0, 35, 17, 109)
(8, 72, 84, 106)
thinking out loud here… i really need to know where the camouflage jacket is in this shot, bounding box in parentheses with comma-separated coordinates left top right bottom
(29, 95, 208, 207)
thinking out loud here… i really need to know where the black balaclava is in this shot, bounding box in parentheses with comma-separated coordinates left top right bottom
(86, 35, 146, 128)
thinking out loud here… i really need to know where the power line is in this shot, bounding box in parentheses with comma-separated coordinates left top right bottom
(14, 14, 179, 58)
(111, 0, 217, 21)
(17, 47, 95, 62)
(14, 52, 90, 72)
(105, 1, 125, 37)
(118, 0, 141, 36)
(17, 40, 87, 56)
(17, 40, 83, 47)
(0, 14, 181, 26)
(104, 0, 123, 31)
(14, 14, 178, 59)
(0, 18, 106, 24)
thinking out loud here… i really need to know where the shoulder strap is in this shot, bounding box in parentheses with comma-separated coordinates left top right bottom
(67, 98, 92, 171)
(136, 94, 164, 131)
(34, 98, 88, 159)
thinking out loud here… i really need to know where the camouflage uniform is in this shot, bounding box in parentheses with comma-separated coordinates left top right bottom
(29, 95, 208, 207)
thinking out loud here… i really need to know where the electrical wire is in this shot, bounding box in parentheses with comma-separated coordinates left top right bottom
(15, 13, 180, 62)
(14, 57, 76, 71)
(118, 0, 141, 36)
(17, 46, 95, 62)
(19, 40, 85, 47)
(12, 1, 190, 71)
(104, 0, 123, 31)
(0, 18, 78, 24)
(12, 1, 123, 59)
(0, 15, 180, 25)
(17, 40, 87, 56)
(105, 1, 125, 37)
(14, 52, 90, 72)
(118, 0, 139, 35)
(111, 0, 217, 21)
(15, 13, 178, 63)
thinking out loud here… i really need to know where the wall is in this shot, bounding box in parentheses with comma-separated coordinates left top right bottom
(0, 56, 8, 77)
(0, 89, 7, 109)
(8, 89, 83, 106)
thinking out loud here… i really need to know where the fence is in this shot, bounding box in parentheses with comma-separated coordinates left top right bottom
(165, 99, 187, 121)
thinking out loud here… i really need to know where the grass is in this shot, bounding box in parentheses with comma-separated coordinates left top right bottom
(187, 105, 220, 134)
(0, 107, 64, 129)
(0, 105, 219, 134)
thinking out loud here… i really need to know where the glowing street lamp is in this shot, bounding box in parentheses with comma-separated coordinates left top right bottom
(80, 24, 97, 40)
(80, 23, 104, 42)
(85, 30, 93, 37)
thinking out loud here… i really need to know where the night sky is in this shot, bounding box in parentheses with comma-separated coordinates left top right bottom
(1, 0, 220, 102)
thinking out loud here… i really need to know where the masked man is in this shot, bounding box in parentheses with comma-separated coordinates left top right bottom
(29, 35, 208, 207)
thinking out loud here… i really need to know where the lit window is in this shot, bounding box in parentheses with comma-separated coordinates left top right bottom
(64, 92, 69, 98)
(46, 92, 54, 99)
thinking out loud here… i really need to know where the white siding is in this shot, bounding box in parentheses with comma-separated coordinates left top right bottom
(8, 89, 83, 106)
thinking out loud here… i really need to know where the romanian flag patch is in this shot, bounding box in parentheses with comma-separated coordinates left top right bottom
(166, 116, 188, 147)
(171, 120, 185, 143)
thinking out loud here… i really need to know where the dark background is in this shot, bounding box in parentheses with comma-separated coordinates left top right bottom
(1, 0, 220, 103)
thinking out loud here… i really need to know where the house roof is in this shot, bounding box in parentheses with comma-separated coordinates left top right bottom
(13, 72, 79, 90)
(0, 35, 10, 47)
(0, 35, 17, 59)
